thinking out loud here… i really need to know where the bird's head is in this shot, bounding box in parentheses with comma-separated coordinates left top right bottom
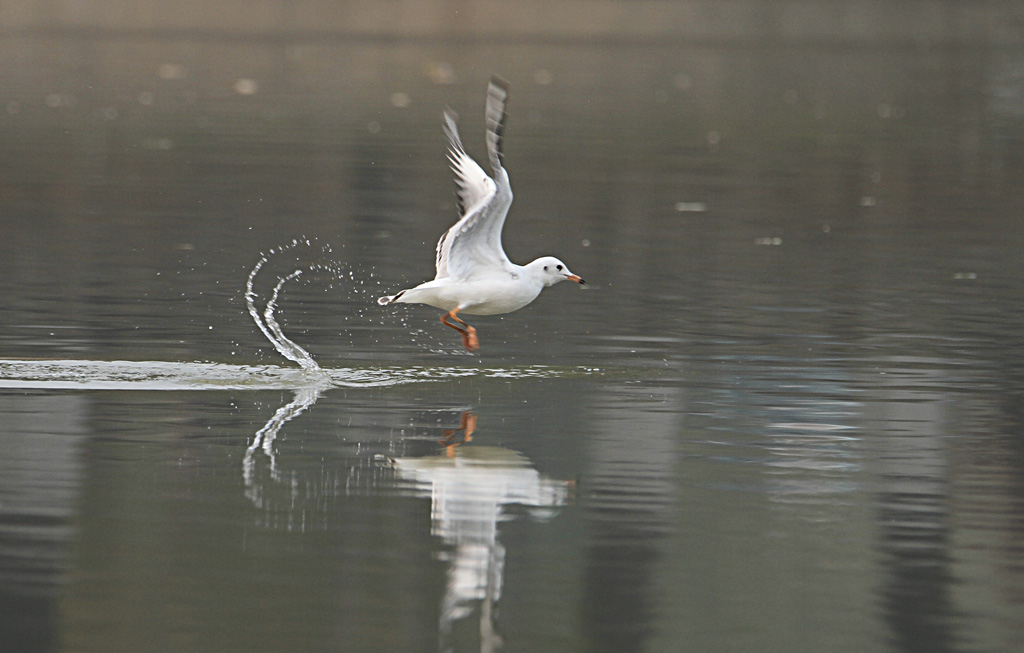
(529, 256, 586, 287)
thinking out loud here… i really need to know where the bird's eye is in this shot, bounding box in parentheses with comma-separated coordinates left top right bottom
(556, 264, 563, 271)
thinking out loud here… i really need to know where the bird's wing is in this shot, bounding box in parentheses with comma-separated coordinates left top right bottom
(434, 78, 514, 281)
(485, 76, 509, 173)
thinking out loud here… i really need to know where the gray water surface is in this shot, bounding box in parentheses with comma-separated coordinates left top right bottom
(1, 31, 1023, 653)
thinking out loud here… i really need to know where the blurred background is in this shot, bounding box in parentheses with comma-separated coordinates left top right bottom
(1, 2, 1023, 652)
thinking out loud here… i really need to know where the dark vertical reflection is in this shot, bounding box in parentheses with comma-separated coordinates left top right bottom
(0, 395, 84, 653)
(876, 488, 957, 653)
(868, 368, 960, 653)
(582, 386, 679, 651)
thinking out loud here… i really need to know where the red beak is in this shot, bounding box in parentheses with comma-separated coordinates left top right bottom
(566, 274, 585, 285)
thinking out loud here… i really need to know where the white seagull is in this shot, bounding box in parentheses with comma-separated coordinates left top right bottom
(378, 76, 585, 352)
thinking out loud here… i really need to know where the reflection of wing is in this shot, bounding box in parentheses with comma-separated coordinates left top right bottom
(392, 443, 570, 640)
(392, 445, 570, 540)
(434, 77, 514, 281)
(393, 450, 569, 515)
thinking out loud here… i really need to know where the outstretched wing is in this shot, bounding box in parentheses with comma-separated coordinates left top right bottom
(485, 76, 509, 172)
(434, 77, 514, 281)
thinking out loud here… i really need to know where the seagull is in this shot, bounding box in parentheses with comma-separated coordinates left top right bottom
(377, 76, 585, 352)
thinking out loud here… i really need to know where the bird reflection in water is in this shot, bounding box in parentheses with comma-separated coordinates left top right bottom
(243, 395, 572, 651)
(390, 411, 572, 653)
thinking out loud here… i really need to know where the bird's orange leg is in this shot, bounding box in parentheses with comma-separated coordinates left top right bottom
(462, 411, 477, 442)
(440, 309, 479, 352)
(440, 411, 478, 456)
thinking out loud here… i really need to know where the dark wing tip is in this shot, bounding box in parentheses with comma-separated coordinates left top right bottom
(485, 76, 509, 172)
(489, 75, 510, 95)
(442, 106, 461, 144)
(441, 111, 467, 216)
(442, 106, 467, 166)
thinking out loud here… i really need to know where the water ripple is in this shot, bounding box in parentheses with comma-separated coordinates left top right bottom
(0, 358, 600, 391)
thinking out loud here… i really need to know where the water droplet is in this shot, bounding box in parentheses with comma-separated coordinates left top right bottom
(426, 62, 456, 85)
(390, 92, 411, 108)
(674, 201, 707, 212)
(234, 78, 258, 96)
(158, 63, 187, 80)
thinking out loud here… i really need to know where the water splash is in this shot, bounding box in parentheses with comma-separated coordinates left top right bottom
(244, 237, 458, 359)
(245, 238, 326, 374)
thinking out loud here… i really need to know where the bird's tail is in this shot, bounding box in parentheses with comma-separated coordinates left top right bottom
(377, 290, 405, 306)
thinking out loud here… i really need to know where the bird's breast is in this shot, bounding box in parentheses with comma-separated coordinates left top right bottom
(458, 276, 543, 315)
